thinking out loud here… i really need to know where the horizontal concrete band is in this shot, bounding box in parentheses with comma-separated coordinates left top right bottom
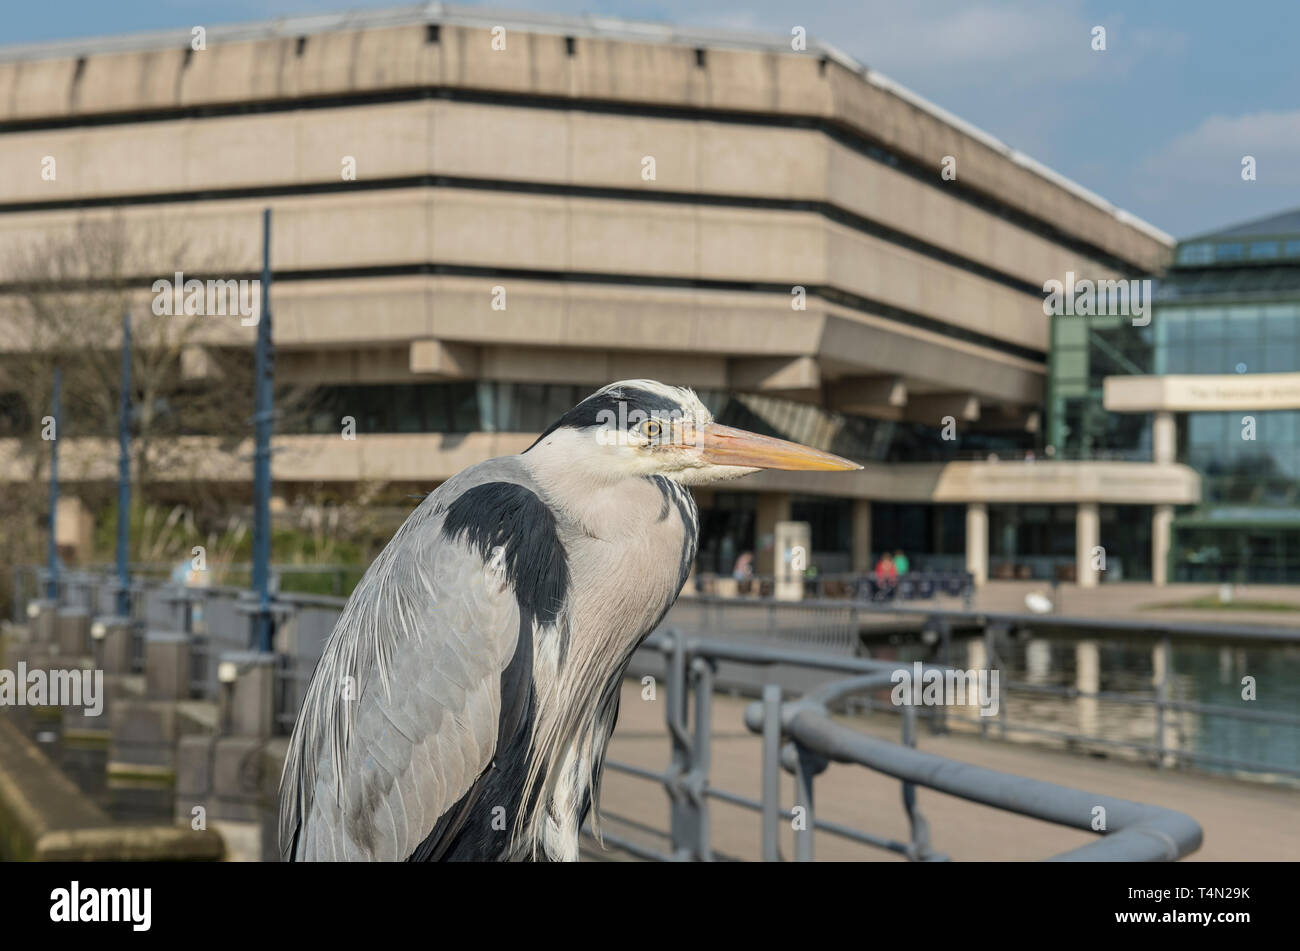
(0, 100, 1126, 290)
(0, 432, 1200, 503)
(0, 19, 1171, 272)
(0, 176, 1056, 304)
(0, 187, 1051, 351)
(0, 275, 1046, 404)
(751, 459, 1200, 505)
(1105, 373, 1300, 413)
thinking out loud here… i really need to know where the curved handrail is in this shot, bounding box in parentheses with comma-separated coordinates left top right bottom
(774, 700, 1202, 861)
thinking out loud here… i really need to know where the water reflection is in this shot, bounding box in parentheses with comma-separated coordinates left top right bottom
(909, 632, 1300, 780)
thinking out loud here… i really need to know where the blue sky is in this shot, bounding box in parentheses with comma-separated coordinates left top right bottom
(8, 1, 1300, 239)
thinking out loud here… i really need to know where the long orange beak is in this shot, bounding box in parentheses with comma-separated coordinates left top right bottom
(699, 423, 862, 472)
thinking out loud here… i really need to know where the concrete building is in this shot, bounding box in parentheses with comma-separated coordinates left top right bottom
(0, 5, 1195, 584)
(1052, 209, 1300, 583)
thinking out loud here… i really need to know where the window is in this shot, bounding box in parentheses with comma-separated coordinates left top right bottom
(1176, 243, 1213, 265)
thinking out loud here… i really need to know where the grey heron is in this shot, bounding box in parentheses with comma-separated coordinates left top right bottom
(279, 380, 860, 861)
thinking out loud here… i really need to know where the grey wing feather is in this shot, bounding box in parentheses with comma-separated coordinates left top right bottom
(279, 464, 526, 861)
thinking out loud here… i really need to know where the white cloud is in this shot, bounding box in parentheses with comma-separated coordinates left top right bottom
(661, 0, 1181, 88)
(1144, 111, 1300, 186)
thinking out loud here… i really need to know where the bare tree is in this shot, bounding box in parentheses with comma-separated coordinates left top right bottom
(0, 212, 313, 604)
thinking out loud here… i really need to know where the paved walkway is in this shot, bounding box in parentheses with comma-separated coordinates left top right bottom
(584, 680, 1300, 862)
(967, 581, 1300, 630)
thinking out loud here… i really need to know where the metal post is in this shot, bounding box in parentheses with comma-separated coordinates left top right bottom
(115, 311, 132, 618)
(761, 684, 782, 862)
(690, 657, 713, 861)
(983, 622, 1008, 740)
(251, 207, 275, 652)
(792, 744, 816, 862)
(665, 630, 696, 860)
(900, 701, 933, 860)
(46, 367, 62, 602)
(932, 624, 950, 738)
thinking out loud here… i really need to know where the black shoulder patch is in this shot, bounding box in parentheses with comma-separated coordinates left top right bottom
(440, 482, 570, 631)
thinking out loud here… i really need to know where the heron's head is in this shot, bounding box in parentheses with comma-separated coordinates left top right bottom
(523, 380, 861, 486)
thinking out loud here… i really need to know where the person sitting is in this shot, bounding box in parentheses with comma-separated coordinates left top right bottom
(874, 553, 898, 582)
(893, 550, 910, 575)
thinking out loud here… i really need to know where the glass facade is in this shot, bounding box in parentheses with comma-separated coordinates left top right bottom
(1048, 314, 1153, 459)
(287, 382, 1043, 574)
(1157, 296, 1300, 582)
(984, 503, 1154, 582)
(292, 381, 1032, 462)
(1154, 303, 1300, 376)
(1172, 524, 1300, 583)
(695, 491, 756, 576)
(989, 504, 1076, 580)
(1047, 220, 1300, 583)
(872, 503, 966, 572)
(790, 496, 854, 573)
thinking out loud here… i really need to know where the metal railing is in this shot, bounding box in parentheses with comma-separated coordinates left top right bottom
(661, 595, 1300, 780)
(18, 569, 1300, 779)
(9, 563, 359, 622)
(588, 628, 1203, 861)
(22, 568, 1293, 861)
(14, 568, 339, 714)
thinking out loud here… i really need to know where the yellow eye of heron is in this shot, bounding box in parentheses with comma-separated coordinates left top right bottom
(640, 419, 663, 440)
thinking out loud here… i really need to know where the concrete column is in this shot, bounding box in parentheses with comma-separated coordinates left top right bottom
(851, 500, 872, 573)
(965, 503, 988, 586)
(177, 732, 279, 860)
(1152, 503, 1173, 586)
(220, 651, 277, 738)
(755, 492, 792, 576)
(1076, 502, 1100, 588)
(774, 520, 811, 601)
(1153, 410, 1176, 465)
(93, 616, 133, 675)
(145, 631, 193, 701)
(55, 607, 90, 657)
(27, 600, 58, 646)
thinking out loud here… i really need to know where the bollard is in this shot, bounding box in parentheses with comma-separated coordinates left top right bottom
(93, 617, 133, 675)
(219, 651, 277, 738)
(55, 607, 91, 658)
(145, 631, 192, 701)
(26, 599, 58, 645)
